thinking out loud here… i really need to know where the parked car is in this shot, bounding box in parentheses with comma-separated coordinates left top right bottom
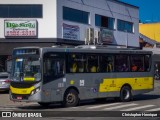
(0, 68, 10, 91)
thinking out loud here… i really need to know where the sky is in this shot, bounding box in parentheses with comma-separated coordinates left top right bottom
(119, 0, 160, 23)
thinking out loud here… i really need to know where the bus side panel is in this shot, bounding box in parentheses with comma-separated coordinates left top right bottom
(41, 85, 52, 102)
(42, 78, 65, 102)
(99, 77, 153, 92)
(98, 71, 154, 98)
(65, 74, 99, 100)
(65, 72, 153, 100)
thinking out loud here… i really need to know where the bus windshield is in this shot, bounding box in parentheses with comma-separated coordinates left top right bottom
(12, 57, 41, 82)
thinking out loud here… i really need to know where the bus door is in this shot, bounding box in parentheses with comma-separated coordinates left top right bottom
(43, 52, 65, 102)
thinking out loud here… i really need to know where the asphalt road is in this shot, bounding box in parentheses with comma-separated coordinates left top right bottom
(0, 80, 160, 120)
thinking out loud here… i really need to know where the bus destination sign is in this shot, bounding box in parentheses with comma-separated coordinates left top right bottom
(13, 49, 39, 55)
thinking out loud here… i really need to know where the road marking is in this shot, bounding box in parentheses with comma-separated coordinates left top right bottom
(86, 103, 122, 109)
(121, 105, 155, 111)
(145, 108, 160, 111)
(103, 103, 138, 110)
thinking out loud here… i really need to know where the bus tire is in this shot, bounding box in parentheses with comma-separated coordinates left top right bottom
(38, 102, 50, 107)
(120, 86, 132, 102)
(63, 89, 79, 107)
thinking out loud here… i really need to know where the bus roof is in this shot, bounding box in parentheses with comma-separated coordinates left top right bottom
(43, 46, 152, 54)
(13, 46, 152, 55)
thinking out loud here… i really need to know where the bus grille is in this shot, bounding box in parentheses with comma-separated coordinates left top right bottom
(10, 82, 38, 88)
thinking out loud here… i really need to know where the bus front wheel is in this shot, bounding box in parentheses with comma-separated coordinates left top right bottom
(120, 86, 132, 102)
(63, 89, 79, 107)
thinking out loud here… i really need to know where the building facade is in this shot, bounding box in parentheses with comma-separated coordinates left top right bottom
(0, 0, 139, 70)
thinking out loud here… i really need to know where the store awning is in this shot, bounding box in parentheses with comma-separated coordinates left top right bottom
(139, 33, 158, 45)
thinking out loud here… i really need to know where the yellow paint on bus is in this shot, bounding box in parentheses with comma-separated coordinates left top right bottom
(99, 77, 153, 92)
(10, 86, 35, 94)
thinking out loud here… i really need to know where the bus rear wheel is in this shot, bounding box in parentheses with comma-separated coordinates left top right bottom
(63, 89, 79, 107)
(120, 86, 132, 102)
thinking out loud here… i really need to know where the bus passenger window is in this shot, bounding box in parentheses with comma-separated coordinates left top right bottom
(130, 55, 144, 72)
(78, 62, 84, 73)
(68, 53, 86, 73)
(106, 63, 111, 72)
(90, 66, 97, 72)
(131, 64, 138, 71)
(87, 55, 98, 73)
(68, 54, 77, 73)
(100, 55, 113, 72)
(115, 55, 129, 72)
(121, 63, 128, 72)
(70, 62, 77, 73)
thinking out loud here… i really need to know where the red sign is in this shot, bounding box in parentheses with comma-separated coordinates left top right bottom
(6, 30, 36, 37)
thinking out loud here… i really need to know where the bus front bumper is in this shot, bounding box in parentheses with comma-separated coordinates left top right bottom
(10, 91, 42, 102)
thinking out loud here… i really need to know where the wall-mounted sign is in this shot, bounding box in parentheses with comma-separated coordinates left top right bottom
(100, 29, 114, 43)
(63, 23, 80, 40)
(4, 20, 37, 38)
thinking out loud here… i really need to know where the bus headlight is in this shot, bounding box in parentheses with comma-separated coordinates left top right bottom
(31, 87, 40, 95)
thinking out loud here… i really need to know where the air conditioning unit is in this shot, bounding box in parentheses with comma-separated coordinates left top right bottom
(95, 30, 100, 44)
(86, 28, 94, 44)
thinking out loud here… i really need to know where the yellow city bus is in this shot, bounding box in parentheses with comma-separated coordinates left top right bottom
(10, 46, 154, 107)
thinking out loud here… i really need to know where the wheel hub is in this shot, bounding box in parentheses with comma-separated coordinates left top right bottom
(67, 93, 75, 103)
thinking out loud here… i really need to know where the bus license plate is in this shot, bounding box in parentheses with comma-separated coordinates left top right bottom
(17, 96, 22, 100)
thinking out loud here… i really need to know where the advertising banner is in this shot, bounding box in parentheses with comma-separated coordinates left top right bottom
(4, 20, 37, 38)
(101, 28, 114, 43)
(63, 23, 80, 40)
